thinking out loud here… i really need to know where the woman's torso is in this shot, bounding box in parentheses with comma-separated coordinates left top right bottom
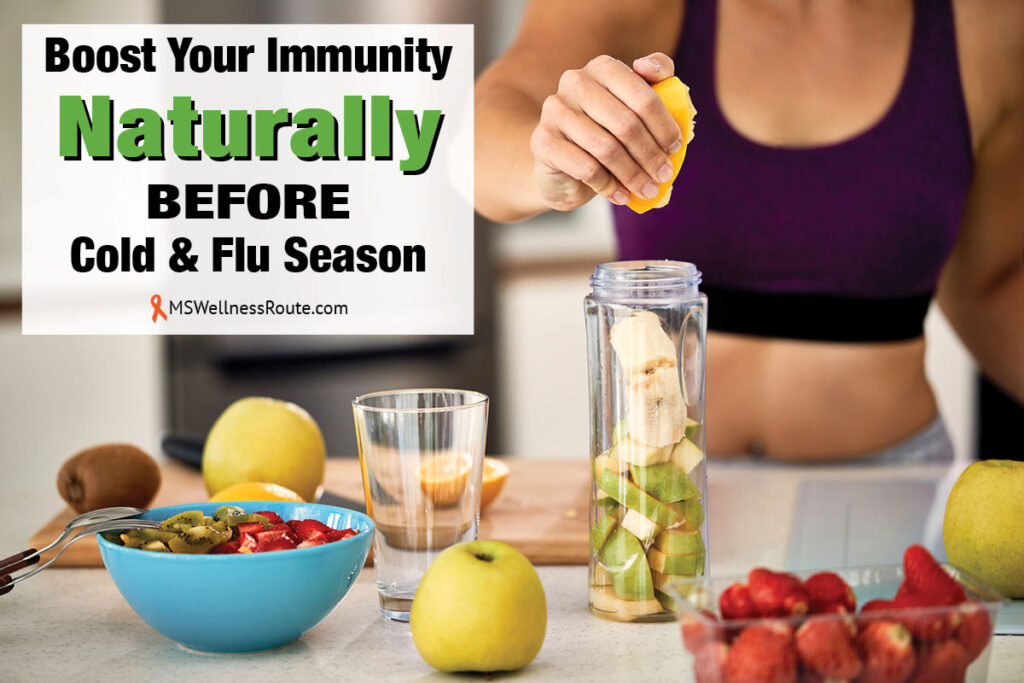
(612, 0, 992, 459)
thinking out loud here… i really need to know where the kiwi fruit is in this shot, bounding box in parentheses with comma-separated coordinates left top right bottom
(215, 505, 246, 521)
(167, 525, 232, 554)
(57, 443, 161, 514)
(140, 540, 170, 552)
(160, 510, 205, 531)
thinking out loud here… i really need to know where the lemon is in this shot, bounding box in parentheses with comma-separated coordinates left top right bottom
(209, 481, 306, 503)
(202, 397, 326, 502)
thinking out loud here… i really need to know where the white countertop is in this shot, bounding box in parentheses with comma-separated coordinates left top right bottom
(2, 460, 1021, 681)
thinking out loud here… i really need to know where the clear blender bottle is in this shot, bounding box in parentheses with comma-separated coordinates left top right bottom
(585, 261, 708, 622)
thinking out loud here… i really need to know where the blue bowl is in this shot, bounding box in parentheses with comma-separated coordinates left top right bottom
(98, 501, 373, 653)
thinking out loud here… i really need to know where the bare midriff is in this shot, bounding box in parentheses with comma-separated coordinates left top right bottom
(706, 332, 938, 461)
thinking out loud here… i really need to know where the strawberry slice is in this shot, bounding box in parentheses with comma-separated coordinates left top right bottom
(326, 528, 357, 542)
(256, 537, 297, 552)
(297, 531, 329, 549)
(239, 532, 258, 553)
(253, 510, 283, 525)
(254, 529, 297, 552)
(287, 518, 332, 541)
(211, 540, 240, 554)
(901, 545, 965, 606)
(237, 521, 269, 536)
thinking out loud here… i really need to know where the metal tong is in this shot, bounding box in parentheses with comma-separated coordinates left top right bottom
(0, 507, 160, 596)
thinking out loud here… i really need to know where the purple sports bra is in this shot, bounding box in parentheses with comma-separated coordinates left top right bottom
(610, 0, 973, 342)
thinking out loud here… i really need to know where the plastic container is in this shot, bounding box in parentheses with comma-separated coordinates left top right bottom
(667, 564, 1005, 682)
(585, 260, 708, 622)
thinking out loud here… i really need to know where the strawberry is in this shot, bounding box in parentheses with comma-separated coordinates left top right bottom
(858, 621, 916, 683)
(954, 602, 992, 663)
(297, 530, 330, 548)
(749, 568, 810, 617)
(682, 609, 726, 653)
(287, 518, 332, 541)
(805, 571, 856, 614)
(720, 582, 758, 620)
(326, 528, 356, 542)
(901, 545, 965, 606)
(891, 593, 961, 641)
(236, 521, 269, 535)
(268, 522, 293, 534)
(257, 537, 297, 552)
(693, 641, 728, 683)
(239, 532, 258, 553)
(858, 599, 897, 629)
(211, 540, 240, 554)
(723, 623, 797, 683)
(795, 616, 862, 680)
(906, 639, 970, 683)
(253, 510, 283, 525)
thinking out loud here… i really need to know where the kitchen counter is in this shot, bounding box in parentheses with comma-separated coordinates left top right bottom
(2, 460, 1021, 681)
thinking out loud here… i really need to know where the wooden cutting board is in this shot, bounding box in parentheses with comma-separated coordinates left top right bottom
(28, 457, 590, 567)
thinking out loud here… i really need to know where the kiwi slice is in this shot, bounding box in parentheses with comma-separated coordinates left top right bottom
(140, 539, 170, 552)
(160, 510, 205, 531)
(222, 513, 271, 529)
(120, 528, 179, 549)
(167, 525, 232, 554)
(214, 505, 246, 521)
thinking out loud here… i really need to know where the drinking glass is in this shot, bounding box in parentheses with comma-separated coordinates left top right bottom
(352, 388, 489, 621)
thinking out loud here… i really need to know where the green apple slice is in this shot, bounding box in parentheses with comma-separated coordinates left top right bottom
(684, 417, 700, 439)
(599, 527, 655, 601)
(651, 568, 698, 596)
(655, 589, 678, 612)
(598, 469, 683, 528)
(675, 497, 705, 529)
(629, 461, 699, 502)
(611, 418, 629, 447)
(620, 508, 661, 545)
(609, 437, 673, 466)
(654, 527, 705, 556)
(589, 586, 664, 619)
(670, 438, 705, 475)
(647, 546, 705, 575)
(590, 513, 617, 553)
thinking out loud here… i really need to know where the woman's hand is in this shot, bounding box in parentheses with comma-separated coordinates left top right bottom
(529, 52, 684, 212)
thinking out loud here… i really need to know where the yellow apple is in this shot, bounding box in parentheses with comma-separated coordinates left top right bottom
(410, 540, 546, 673)
(944, 459, 1024, 598)
(202, 397, 326, 503)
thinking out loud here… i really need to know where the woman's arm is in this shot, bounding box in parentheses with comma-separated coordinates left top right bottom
(937, 5, 1024, 403)
(474, 0, 684, 223)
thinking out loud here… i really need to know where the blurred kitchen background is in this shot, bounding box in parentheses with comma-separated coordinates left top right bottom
(0, 0, 1018, 523)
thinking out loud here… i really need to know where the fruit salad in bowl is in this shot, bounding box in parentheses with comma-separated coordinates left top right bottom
(97, 501, 373, 653)
(668, 546, 1004, 683)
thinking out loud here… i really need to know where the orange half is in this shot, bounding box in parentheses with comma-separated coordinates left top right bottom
(626, 77, 697, 214)
(419, 452, 473, 506)
(480, 457, 510, 511)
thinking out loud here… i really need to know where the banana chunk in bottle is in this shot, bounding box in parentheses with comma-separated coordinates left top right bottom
(585, 261, 708, 622)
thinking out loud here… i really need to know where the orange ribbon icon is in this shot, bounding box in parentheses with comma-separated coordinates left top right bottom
(151, 294, 167, 323)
